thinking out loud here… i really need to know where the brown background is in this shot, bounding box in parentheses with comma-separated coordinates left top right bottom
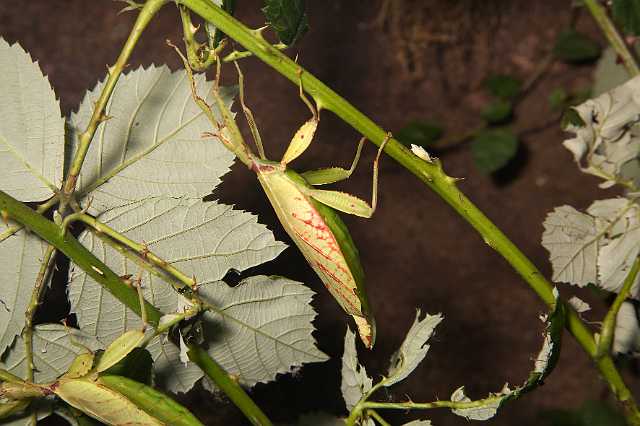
(1, 1, 637, 425)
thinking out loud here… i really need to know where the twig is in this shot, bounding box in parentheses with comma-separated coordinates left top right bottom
(62, 0, 165, 196)
(187, 345, 273, 426)
(23, 245, 56, 383)
(597, 256, 640, 358)
(583, 0, 640, 76)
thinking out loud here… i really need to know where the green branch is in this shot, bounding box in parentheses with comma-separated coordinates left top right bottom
(0, 190, 162, 327)
(174, 1, 640, 422)
(187, 345, 273, 426)
(598, 257, 640, 358)
(23, 245, 56, 383)
(583, 0, 640, 77)
(0, 190, 272, 425)
(62, 0, 166, 195)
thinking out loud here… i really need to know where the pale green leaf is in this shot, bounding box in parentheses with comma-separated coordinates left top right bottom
(541, 206, 599, 286)
(0, 399, 53, 426)
(0, 324, 101, 384)
(402, 421, 432, 426)
(68, 196, 326, 392)
(544, 199, 640, 296)
(568, 296, 591, 313)
(340, 327, 371, 411)
(69, 66, 235, 214)
(0, 38, 64, 202)
(69, 196, 286, 343)
(451, 385, 504, 421)
(563, 75, 640, 188)
(95, 330, 145, 373)
(192, 276, 328, 390)
(613, 301, 640, 355)
(0, 227, 48, 355)
(385, 310, 443, 387)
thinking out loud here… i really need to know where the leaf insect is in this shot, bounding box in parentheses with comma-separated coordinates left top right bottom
(171, 43, 389, 349)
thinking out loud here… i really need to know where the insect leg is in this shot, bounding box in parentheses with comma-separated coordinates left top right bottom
(280, 70, 320, 165)
(301, 137, 366, 185)
(233, 61, 266, 159)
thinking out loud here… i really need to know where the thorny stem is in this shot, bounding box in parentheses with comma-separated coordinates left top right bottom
(0, 190, 162, 327)
(174, 1, 640, 422)
(61, 212, 196, 290)
(187, 345, 273, 426)
(23, 245, 56, 383)
(582, 0, 640, 77)
(0, 190, 272, 425)
(597, 256, 640, 358)
(0, 196, 59, 243)
(62, 0, 166, 196)
(366, 410, 391, 426)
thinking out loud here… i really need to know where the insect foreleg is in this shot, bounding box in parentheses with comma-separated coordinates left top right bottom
(301, 137, 366, 185)
(303, 133, 391, 218)
(233, 61, 265, 159)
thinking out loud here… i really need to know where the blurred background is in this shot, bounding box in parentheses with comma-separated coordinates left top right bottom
(1, 1, 636, 424)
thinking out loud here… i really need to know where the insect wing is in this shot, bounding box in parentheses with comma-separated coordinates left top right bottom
(257, 168, 375, 347)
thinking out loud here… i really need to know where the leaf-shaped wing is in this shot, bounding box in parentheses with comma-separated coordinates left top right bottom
(1, 324, 101, 384)
(0, 38, 64, 201)
(0, 228, 48, 355)
(340, 327, 372, 411)
(69, 66, 235, 214)
(385, 310, 443, 387)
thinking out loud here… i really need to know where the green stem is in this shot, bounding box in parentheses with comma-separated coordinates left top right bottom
(0, 191, 162, 327)
(175, 1, 640, 421)
(0, 196, 58, 243)
(62, 0, 166, 195)
(62, 212, 196, 289)
(187, 345, 273, 426)
(362, 395, 503, 411)
(1, 190, 272, 425)
(23, 245, 56, 382)
(367, 409, 391, 426)
(582, 0, 640, 77)
(598, 257, 640, 358)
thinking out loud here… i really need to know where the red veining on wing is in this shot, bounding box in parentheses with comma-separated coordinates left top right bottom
(292, 227, 352, 277)
(314, 260, 359, 312)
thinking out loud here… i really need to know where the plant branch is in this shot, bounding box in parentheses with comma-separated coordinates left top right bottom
(62, 212, 196, 290)
(62, 0, 166, 196)
(174, 1, 640, 422)
(0, 196, 59, 243)
(187, 345, 273, 426)
(582, 0, 640, 77)
(23, 245, 56, 383)
(0, 190, 162, 327)
(0, 190, 272, 425)
(597, 256, 640, 358)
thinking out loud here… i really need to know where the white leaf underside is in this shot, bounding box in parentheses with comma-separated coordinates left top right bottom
(542, 199, 640, 296)
(69, 197, 326, 392)
(385, 310, 443, 387)
(0, 324, 101, 384)
(0, 227, 48, 356)
(340, 327, 372, 411)
(563, 75, 640, 187)
(69, 65, 235, 214)
(0, 38, 64, 202)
